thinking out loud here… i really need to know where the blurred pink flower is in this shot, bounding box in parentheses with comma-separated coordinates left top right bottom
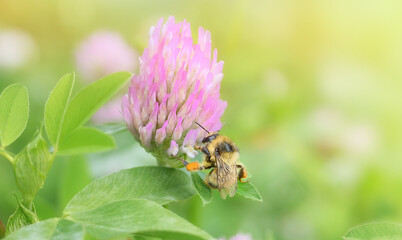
(75, 31, 137, 81)
(75, 31, 137, 123)
(230, 233, 253, 240)
(218, 233, 253, 240)
(122, 16, 227, 166)
(92, 98, 124, 124)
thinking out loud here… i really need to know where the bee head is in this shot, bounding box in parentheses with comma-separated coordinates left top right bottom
(202, 132, 219, 144)
(194, 122, 220, 144)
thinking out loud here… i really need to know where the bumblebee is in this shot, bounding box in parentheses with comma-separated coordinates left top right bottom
(177, 123, 248, 199)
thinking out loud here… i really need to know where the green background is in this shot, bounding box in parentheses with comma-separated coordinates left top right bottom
(2, 0, 402, 239)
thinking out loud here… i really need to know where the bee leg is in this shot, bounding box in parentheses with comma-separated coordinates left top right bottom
(185, 154, 216, 171)
(172, 155, 189, 167)
(186, 161, 202, 171)
(237, 164, 248, 182)
(204, 169, 218, 189)
(186, 160, 214, 171)
(201, 156, 215, 170)
(171, 155, 204, 171)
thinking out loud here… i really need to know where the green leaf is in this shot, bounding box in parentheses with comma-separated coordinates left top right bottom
(7, 167, 211, 240)
(59, 72, 132, 143)
(191, 173, 212, 205)
(6, 201, 39, 235)
(132, 235, 161, 240)
(64, 166, 195, 214)
(14, 131, 53, 202)
(59, 156, 92, 210)
(237, 181, 263, 202)
(66, 199, 212, 240)
(44, 72, 75, 146)
(6, 203, 212, 240)
(0, 83, 29, 147)
(58, 127, 115, 156)
(343, 222, 402, 240)
(4, 218, 84, 240)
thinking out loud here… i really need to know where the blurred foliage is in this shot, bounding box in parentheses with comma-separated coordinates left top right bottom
(2, 0, 402, 239)
(343, 222, 402, 239)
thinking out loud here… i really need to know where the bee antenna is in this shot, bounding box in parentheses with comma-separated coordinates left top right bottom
(195, 122, 210, 133)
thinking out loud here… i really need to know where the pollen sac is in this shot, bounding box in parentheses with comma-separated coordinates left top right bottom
(122, 16, 227, 167)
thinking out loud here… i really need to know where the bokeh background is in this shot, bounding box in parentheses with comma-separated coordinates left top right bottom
(2, 0, 402, 239)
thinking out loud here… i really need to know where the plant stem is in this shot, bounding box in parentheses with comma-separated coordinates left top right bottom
(0, 218, 5, 238)
(0, 147, 14, 164)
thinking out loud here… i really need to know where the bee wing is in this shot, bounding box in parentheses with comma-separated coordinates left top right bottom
(218, 179, 237, 199)
(227, 171, 238, 198)
(216, 153, 238, 198)
(219, 189, 228, 199)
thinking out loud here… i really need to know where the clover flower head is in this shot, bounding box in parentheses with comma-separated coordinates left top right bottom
(122, 16, 227, 166)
